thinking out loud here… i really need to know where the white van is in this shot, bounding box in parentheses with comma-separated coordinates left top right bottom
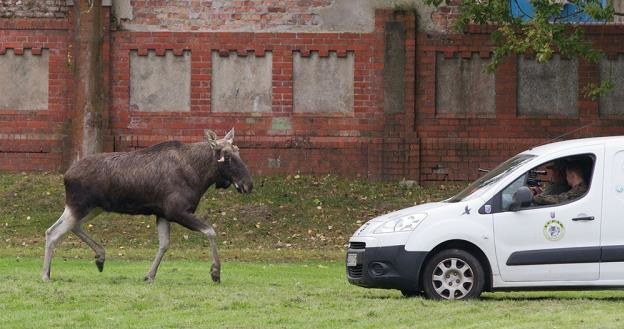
(346, 136, 624, 299)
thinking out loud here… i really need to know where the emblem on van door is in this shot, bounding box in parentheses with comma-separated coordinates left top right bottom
(544, 220, 565, 241)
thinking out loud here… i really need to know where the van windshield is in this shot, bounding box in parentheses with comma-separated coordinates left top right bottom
(447, 154, 536, 203)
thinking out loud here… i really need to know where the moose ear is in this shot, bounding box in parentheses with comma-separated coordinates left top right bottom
(224, 128, 235, 143)
(204, 129, 217, 141)
(204, 130, 218, 147)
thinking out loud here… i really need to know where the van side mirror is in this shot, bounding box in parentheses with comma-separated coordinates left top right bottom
(509, 186, 533, 211)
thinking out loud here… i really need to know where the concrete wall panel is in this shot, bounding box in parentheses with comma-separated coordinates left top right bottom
(517, 55, 578, 116)
(0, 49, 48, 111)
(616, 1, 624, 24)
(599, 55, 624, 117)
(130, 50, 191, 112)
(435, 53, 495, 115)
(211, 51, 272, 113)
(384, 21, 406, 114)
(293, 51, 354, 114)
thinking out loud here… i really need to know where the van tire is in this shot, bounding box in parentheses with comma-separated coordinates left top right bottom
(421, 249, 485, 300)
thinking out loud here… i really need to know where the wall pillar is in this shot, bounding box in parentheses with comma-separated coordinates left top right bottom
(379, 10, 419, 181)
(66, 0, 110, 168)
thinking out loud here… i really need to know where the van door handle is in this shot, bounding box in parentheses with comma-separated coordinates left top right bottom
(572, 216, 595, 221)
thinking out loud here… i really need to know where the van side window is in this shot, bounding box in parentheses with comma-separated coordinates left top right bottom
(500, 154, 595, 211)
(501, 174, 526, 211)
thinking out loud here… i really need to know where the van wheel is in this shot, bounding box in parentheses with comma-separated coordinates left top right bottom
(422, 249, 484, 300)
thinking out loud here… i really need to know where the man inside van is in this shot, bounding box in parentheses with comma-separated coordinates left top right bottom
(533, 162, 588, 205)
(530, 161, 569, 197)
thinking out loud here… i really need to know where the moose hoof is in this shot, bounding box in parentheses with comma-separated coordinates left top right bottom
(95, 259, 105, 272)
(143, 276, 154, 283)
(42, 275, 51, 282)
(211, 264, 221, 283)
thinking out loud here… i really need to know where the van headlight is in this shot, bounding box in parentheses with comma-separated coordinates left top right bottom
(374, 214, 427, 234)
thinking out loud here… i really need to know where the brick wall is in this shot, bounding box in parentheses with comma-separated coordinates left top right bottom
(0, 16, 72, 171)
(3, 3, 624, 182)
(127, 0, 332, 31)
(429, 0, 460, 33)
(416, 25, 624, 182)
(0, 0, 71, 18)
(109, 10, 416, 180)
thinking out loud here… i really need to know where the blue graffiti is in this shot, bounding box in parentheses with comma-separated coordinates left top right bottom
(510, 0, 607, 23)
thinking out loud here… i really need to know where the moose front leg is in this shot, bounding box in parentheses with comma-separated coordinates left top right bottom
(173, 212, 221, 283)
(202, 222, 221, 283)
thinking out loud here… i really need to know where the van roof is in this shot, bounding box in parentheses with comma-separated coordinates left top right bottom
(523, 136, 624, 156)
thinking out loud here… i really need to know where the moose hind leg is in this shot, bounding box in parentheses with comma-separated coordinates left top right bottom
(72, 226, 105, 272)
(72, 208, 104, 272)
(173, 212, 220, 283)
(144, 217, 170, 282)
(43, 206, 79, 281)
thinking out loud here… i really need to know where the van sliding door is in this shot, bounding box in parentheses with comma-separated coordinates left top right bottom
(600, 149, 624, 280)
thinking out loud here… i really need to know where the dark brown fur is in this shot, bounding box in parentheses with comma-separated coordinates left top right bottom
(42, 130, 252, 282)
(64, 140, 252, 221)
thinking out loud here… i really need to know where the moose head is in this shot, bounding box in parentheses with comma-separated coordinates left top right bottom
(206, 128, 253, 194)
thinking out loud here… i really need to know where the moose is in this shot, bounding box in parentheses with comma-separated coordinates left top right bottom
(42, 128, 253, 282)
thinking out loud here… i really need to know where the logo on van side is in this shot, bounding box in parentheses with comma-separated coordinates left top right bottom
(544, 220, 565, 241)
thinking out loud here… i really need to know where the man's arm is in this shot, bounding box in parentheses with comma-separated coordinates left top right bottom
(534, 184, 587, 205)
(533, 193, 560, 205)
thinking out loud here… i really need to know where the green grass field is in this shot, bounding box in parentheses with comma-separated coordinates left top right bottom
(2, 257, 624, 329)
(2, 173, 624, 328)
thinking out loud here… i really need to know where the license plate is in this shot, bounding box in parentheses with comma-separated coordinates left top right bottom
(346, 253, 358, 267)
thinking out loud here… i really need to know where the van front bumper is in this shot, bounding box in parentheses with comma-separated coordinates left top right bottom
(346, 244, 428, 291)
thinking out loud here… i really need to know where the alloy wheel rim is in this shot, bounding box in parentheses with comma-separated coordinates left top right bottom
(431, 257, 474, 300)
